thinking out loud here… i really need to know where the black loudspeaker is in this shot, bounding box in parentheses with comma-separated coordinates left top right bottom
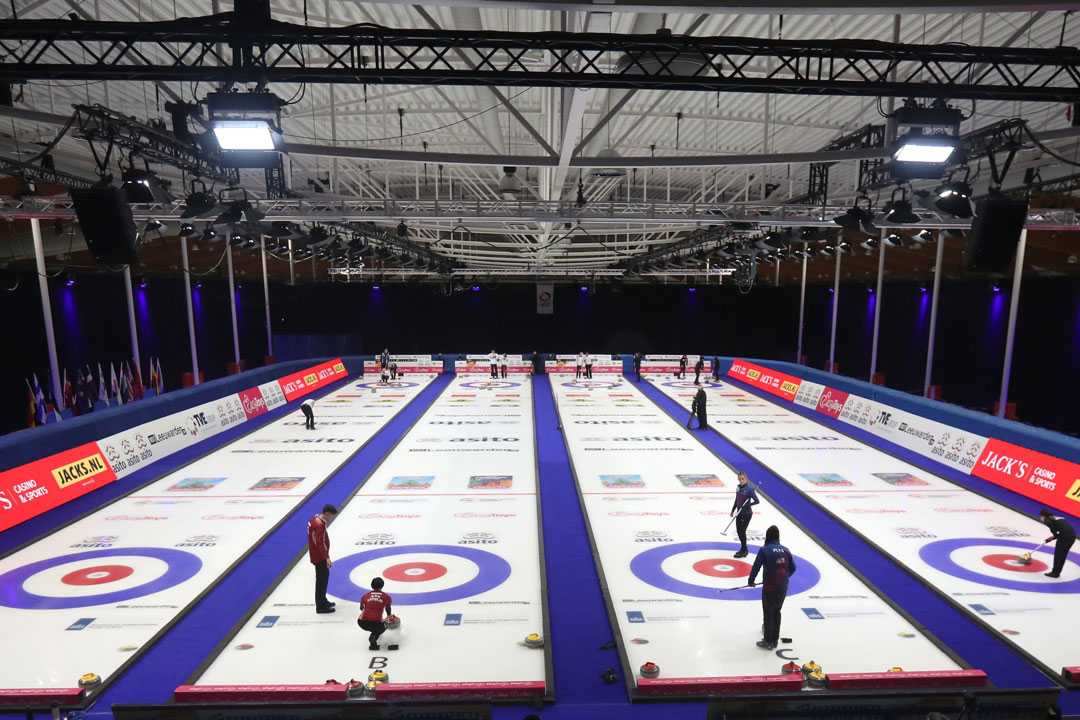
(71, 187, 138, 265)
(965, 193, 1028, 273)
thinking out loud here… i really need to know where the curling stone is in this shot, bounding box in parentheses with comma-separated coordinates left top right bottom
(364, 681, 380, 696)
(888, 666, 904, 673)
(524, 632, 544, 648)
(781, 661, 801, 675)
(78, 673, 101, 689)
(801, 661, 821, 676)
(1018, 552, 1033, 565)
(386, 614, 401, 630)
(806, 669, 828, 688)
(368, 670, 389, 683)
(345, 679, 365, 698)
(639, 662, 660, 679)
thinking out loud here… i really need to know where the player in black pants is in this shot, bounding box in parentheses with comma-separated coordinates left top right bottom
(633, 352, 642, 381)
(1039, 509, 1076, 578)
(748, 525, 796, 650)
(694, 356, 704, 385)
(731, 472, 760, 558)
(689, 386, 708, 430)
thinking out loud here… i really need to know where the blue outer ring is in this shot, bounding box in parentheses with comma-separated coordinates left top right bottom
(919, 537, 1080, 593)
(328, 544, 511, 605)
(630, 541, 820, 601)
(461, 381, 522, 389)
(0, 548, 202, 609)
(660, 380, 720, 389)
(562, 381, 621, 389)
(355, 381, 420, 389)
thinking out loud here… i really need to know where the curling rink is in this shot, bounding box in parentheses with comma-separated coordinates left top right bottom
(648, 373, 1080, 680)
(194, 374, 548, 693)
(549, 375, 962, 690)
(0, 374, 434, 690)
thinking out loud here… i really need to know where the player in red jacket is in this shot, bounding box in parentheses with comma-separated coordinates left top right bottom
(358, 576, 393, 650)
(307, 504, 338, 614)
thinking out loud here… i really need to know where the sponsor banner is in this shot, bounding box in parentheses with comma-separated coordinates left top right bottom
(237, 387, 269, 420)
(363, 356, 438, 373)
(277, 358, 347, 402)
(545, 356, 622, 374)
(99, 395, 248, 480)
(640, 358, 713, 375)
(0, 443, 117, 533)
(0, 360, 351, 534)
(727, 360, 801, 401)
(454, 355, 531, 375)
(973, 439, 1080, 509)
(839, 395, 989, 475)
(257, 381, 287, 412)
(793, 381, 826, 410)
(815, 387, 849, 419)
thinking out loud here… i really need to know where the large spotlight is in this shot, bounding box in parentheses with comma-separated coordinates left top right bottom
(207, 91, 284, 167)
(213, 120, 276, 151)
(498, 166, 523, 199)
(887, 101, 962, 180)
(181, 181, 217, 218)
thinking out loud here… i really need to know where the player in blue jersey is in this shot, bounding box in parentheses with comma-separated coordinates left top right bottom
(748, 525, 796, 650)
(731, 472, 760, 558)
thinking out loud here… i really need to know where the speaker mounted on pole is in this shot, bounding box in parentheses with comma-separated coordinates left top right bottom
(71, 186, 138, 265)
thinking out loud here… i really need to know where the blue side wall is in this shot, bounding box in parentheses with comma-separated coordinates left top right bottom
(0, 357, 367, 472)
(708, 357, 1080, 464)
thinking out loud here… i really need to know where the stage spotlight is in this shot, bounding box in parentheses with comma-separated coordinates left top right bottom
(143, 219, 165, 235)
(882, 232, 905, 247)
(833, 198, 877, 235)
(884, 187, 919, 224)
(122, 167, 172, 203)
(179, 222, 196, 237)
(933, 179, 973, 219)
(859, 237, 879, 253)
(396, 221, 408, 239)
(913, 229, 934, 245)
(181, 184, 217, 218)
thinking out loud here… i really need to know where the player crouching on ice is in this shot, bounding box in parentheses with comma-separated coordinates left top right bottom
(359, 577, 395, 651)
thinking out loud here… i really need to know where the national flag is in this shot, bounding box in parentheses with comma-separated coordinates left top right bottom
(25, 378, 37, 427)
(120, 362, 132, 403)
(110, 363, 123, 405)
(62, 369, 75, 410)
(154, 357, 164, 395)
(97, 363, 109, 407)
(48, 374, 63, 421)
(130, 361, 144, 400)
(32, 373, 46, 425)
(147, 357, 159, 397)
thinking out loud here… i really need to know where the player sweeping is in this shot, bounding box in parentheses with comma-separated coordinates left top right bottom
(358, 577, 394, 650)
(731, 472, 760, 557)
(1039, 509, 1076, 578)
(748, 525, 796, 650)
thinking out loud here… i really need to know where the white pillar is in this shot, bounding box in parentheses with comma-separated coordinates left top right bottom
(261, 237, 273, 359)
(828, 246, 841, 372)
(924, 232, 946, 397)
(796, 247, 807, 364)
(226, 244, 241, 366)
(288, 238, 295, 285)
(122, 265, 141, 382)
(997, 229, 1027, 418)
(180, 235, 200, 385)
(31, 218, 63, 409)
(869, 231, 886, 381)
